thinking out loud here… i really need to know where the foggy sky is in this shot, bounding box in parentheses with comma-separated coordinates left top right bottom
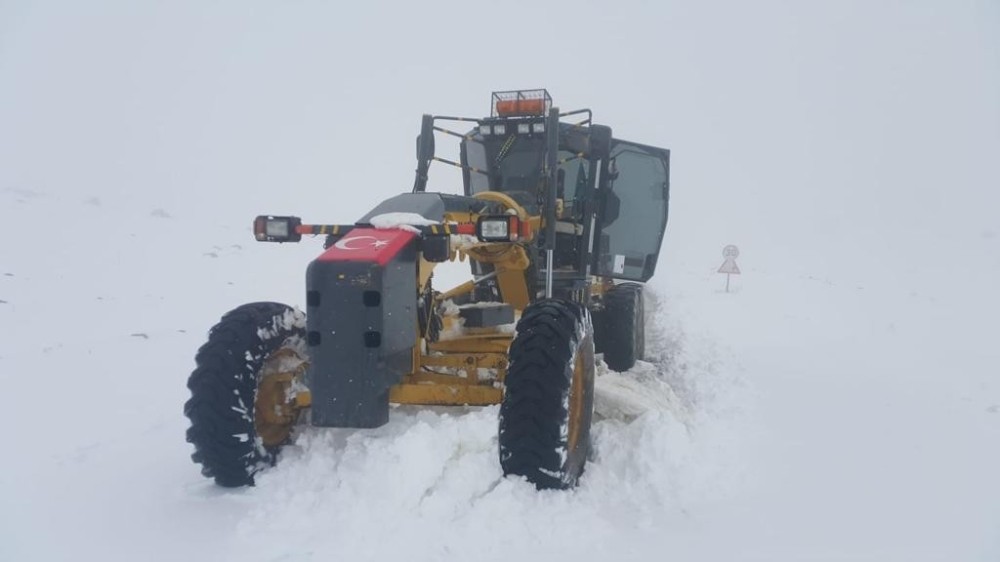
(1, 0, 998, 291)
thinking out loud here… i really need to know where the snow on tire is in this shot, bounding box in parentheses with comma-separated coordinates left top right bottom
(499, 299, 596, 490)
(184, 302, 306, 487)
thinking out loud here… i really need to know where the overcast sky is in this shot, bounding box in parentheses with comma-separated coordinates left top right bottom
(1, 0, 997, 289)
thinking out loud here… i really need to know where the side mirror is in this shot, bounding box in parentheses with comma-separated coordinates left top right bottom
(413, 114, 436, 193)
(601, 190, 621, 227)
(589, 125, 612, 158)
(416, 114, 435, 163)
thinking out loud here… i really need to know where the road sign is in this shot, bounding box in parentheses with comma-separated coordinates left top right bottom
(718, 259, 741, 275)
(718, 245, 740, 292)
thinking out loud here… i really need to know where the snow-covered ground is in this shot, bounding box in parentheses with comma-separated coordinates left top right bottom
(2, 1, 998, 561)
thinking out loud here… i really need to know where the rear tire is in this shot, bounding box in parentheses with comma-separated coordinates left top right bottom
(499, 300, 595, 489)
(184, 302, 306, 487)
(603, 283, 645, 372)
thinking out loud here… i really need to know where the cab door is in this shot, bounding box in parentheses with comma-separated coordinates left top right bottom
(593, 140, 670, 282)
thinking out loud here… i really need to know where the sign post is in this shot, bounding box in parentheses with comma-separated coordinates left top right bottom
(718, 245, 741, 292)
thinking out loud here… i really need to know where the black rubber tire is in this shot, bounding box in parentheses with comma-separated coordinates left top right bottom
(499, 299, 595, 489)
(603, 283, 645, 372)
(184, 302, 305, 487)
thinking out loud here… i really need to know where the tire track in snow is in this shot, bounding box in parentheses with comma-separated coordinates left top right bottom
(226, 288, 743, 561)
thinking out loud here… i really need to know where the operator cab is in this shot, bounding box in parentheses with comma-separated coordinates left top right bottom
(416, 89, 671, 283)
(461, 121, 594, 221)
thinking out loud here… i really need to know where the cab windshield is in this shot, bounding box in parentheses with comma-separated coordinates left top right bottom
(465, 136, 544, 199)
(463, 134, 590, 215)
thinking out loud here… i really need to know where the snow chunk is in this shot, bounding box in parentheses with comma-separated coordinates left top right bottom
(369, 212, 438, 234)
(257, 308, 306, 341)
(594, 360, 692, 424)
(440, 299, 461, 316)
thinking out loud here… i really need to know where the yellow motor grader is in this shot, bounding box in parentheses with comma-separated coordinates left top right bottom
(184, 90, 670, 489)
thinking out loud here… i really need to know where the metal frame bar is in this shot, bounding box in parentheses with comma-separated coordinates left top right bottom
(544, 107, 559, 299)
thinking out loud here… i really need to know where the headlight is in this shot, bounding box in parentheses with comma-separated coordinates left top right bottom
(480, 219, 508, 239)
(253, 215, 302, 242)
(265, 220, 289, 238)
(475, 215, 521, 242)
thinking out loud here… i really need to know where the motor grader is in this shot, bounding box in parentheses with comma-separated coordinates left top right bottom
(184, 90, 670, 490)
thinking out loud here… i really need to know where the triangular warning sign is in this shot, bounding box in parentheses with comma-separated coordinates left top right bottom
(718, 258, 741, 274)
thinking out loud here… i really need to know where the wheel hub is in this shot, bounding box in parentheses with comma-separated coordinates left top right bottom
(254, 347, 308, 447)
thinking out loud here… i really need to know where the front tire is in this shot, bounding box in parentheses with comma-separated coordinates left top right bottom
(184, 302, 307, 487)
(499, 300, 595, 489)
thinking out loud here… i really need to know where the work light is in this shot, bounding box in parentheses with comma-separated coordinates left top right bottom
(253, 215, 302, 242)
(476, 215, 521, 242)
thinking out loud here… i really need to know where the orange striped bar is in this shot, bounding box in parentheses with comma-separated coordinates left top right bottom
(295, 223, 477, 237)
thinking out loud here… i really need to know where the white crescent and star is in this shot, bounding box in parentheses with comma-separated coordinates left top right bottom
(334, 236, 392, 251)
